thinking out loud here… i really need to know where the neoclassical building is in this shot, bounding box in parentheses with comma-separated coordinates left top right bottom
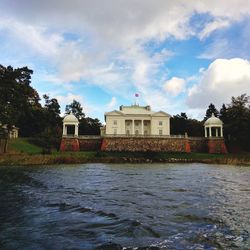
(102, 104, 171, 136)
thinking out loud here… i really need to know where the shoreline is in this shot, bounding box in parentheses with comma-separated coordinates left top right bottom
(1, 152, 250, 166)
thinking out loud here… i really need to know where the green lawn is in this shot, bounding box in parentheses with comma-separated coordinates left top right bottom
(8, 138, 43, 154)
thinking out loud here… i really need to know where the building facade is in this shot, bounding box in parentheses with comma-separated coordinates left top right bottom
(103, 105, 171, 136)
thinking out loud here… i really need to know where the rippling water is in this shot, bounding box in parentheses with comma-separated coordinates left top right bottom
(0, 163, 249, 249)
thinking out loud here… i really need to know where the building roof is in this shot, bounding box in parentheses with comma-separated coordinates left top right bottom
(204, 113, 223, 126)
(63, 112, 79, 123)
(105, 105, 171, 117)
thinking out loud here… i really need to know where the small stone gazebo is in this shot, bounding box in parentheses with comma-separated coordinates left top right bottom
(204, 113, 223, 138)
(62, 112, 79, 137)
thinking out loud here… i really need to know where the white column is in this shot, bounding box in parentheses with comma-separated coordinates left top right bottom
(63, 124, 67, 136)
(74, 124, 79, 137)
(132, 120, 134, 135)
(205, 126, 207, 137)
(209, 127, 212, 137)
(221, 126, 223, 137)
(141, 120, 144, 135)
(216, 127, 218, 137)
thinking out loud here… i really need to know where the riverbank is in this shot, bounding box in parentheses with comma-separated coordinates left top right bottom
(1, 151, 250, 166)
(1, 138, 249, 166)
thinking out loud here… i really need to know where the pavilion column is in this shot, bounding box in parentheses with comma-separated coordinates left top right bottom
(132, 120, 134, 135)
(216, 127, 218, 137)
(74, 124, 79, 137)
(209, 127, 212, 137)
(205, 127, 207, 138)
(221, 126, 223, 137)
(141, 120, 144, 135)
(63, 124, 67, 136)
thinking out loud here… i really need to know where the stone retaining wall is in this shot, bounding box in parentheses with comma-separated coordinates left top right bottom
(79, 138, 102, 151)
(207, 138, 228, 154)
(60, 136, 227, 154)
(101, 137, 191, 152)
(189, 138, 207, 153)
(60, 138, 80, 151)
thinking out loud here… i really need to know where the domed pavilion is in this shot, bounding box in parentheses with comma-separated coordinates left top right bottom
(204, 113, 223, 138)
(62, 112, 79, 137)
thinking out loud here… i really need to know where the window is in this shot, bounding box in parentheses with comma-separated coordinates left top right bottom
(159, 121, 163, 126)
(144, 130, 148, 135)
(135, 130, 139, 135)
(135, 121, 139, 126)
(114, 129, 117, 135)
(113, 120, 117, 125)
(126, 130, 130, 135)
(159, 129, 163, 135)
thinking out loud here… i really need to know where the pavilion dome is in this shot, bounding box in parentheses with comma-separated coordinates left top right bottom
(63, 112, 79, 123)
(204, 113, 223, 126)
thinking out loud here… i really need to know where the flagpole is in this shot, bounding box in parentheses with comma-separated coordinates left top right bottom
(134, 93, 139, 105)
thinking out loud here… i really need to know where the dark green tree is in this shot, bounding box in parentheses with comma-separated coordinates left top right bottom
(219, 104, 227, 120)
(0, 64, 40, 131)
(79, 117, 102, 135)
(65, 100, 85, 120)
(170, 112, 203, 136)
(225, 94, 250, 150)
(170, 113, 188, 135)
(204, 103, 219, 120)
(43, 94, 61, 127)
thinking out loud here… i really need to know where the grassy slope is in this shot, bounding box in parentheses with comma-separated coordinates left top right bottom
(8, 138, 43, 154)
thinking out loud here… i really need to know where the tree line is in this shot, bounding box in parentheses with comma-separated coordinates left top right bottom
(0, 64, 249, 152)
(0, 65, 101, 152)
(171, 95, 250, 151)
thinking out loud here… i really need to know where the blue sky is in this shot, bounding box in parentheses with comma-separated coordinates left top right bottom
(0, 0, 250, 122)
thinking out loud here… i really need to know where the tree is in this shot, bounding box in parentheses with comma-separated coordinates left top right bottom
(225, 94, 250, 150)
(43, 94, 61, 127)
(79, 117, 102, 135)
(170, 112, 203, 136)
(0, 64, 40, 130)
(219, 104, 227, 120)
(170, 113, 188, 135)
(204, 103, 219, 120)
(65, 100, 85, 120)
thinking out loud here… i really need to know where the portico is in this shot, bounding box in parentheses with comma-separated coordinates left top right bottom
(124, 119, 151, 135)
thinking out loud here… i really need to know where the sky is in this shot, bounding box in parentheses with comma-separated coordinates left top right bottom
(0, 0, 250, 122)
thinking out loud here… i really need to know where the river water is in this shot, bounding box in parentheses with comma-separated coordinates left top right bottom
(0, 163, 249, 249)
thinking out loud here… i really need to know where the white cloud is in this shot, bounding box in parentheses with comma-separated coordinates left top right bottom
(163, 77, 186, 96)
(198, 19, 231, 40)
(199, 39, 230, 59)
(187, 58, 250, 109)
(106, 97, 117, 109)
(1, 0, 250, 45)
(0, 0, 250, 118)
(0, 19, 62, 57)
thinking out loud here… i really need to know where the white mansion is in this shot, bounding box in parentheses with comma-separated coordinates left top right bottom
(101, 104, 171, 136)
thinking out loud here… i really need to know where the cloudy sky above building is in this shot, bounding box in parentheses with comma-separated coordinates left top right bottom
(0, 0, 250, 121)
